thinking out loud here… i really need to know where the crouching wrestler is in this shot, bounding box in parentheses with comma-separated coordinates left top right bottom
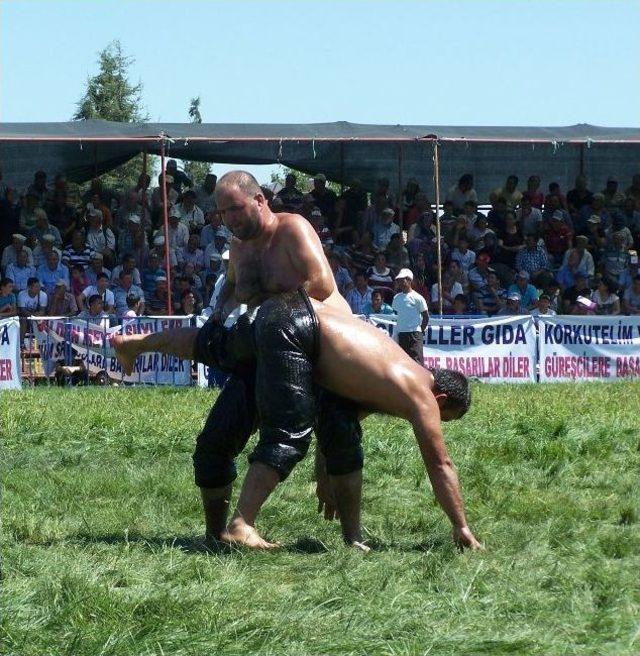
(113, 290, 482, 551)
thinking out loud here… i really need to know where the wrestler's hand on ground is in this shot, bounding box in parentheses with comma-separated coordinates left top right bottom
(452, 525, 484, 551)
(316, 480, 339, 521)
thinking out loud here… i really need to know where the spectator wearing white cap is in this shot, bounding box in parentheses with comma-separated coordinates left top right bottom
(84, 252, 111, 287)
(562, 235, 595, 278)
(372, 208, 400, 250)
(32, 234, 62, 268)
(199, 251, 223, 288)
(118, 213, 143, 256)
(507, 271, 539, 311)
(578, 193, 610, 232)
(147, 276, 170, 315)
(29, 208, 62, 248)
(46, 279, 78, 316)
(6, 250, 36, 292)
(79, 272, 115, 314)
(36, 250, 69, 294)
(2, 234, 33, 270)
(151, 234, 178, 268)
(496, 292, 523, 316)
(530, 294, 557, 324)
(392, 268, 429, 364)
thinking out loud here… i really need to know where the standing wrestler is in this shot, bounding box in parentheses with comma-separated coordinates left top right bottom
(191, 171, 365, 549)
(113, 294, 482, 550)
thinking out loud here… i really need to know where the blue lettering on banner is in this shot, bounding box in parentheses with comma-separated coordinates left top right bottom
(425, 325, 475, 345)
(0, 325, 9, 346)
(480, 323, 526, 345)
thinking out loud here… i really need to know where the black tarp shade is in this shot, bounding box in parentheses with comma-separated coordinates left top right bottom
(1, 120, 639, 199)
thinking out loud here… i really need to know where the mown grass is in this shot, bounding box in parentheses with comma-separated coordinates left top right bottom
(1, 383, 639, 655)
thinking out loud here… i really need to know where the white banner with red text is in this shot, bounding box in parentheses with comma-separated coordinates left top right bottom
(538, 315, 640, 382)
(367, 314, 537, 383)
(33, 316, 192, 385)
(0, 318, 22, 390)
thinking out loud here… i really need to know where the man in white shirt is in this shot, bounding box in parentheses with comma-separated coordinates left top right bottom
(18, 277, 47, 337)
(392, 268, 429, 364)
(174, 190, 205, 231)
(6, 250, 36, 292)
(2, 234, 33, 270)
(167, 212, 190, 251)
(372, 208, 400, 250)
(80, 272, 115, 314)
(85, 208, 116, 260)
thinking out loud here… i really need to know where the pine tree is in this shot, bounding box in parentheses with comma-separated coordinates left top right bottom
(183, 97, 210, 185)
(73, 40, 149, 192)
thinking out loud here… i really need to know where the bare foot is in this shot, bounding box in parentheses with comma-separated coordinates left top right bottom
(220, 518, 280, 550)
(345, 539, 371, 553)
(111, 334, 140, 376)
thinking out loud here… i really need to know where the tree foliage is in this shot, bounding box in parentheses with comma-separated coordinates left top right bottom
(183, 97, 210, 185)
(73, 40, 148, 192)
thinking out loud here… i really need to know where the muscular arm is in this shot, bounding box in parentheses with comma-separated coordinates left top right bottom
(285, 218, 337, 302)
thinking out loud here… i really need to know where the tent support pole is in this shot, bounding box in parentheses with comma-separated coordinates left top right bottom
(160, 140, 173, 315)
(141, 149, 148, 227)
(433, 140, 443, 316)
(579, 143, 585, 176)
(397, 143, 403, 231)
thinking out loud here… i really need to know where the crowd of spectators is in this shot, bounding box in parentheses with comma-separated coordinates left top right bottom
(1, 166, 640, 345)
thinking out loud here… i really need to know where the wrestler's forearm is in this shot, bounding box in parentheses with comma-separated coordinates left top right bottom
(412, 419, 469, 529)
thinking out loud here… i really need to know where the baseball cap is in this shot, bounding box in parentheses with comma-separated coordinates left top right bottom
(395, 268, 414, 281)
(552, 210, 564, 221)
(516, 270, 530, 280)
(587, 215, 601, 224)
(155, 275, 167, 282)
(382, 208, 396, 217)
(42, 234, 56, 243)
(507, 292, 521, 302)
(209, 252, 222, 261)
(128, 214, 141, 224)
(54, 279, 67, 287)
(153, 235, 165, 246)
(222, 250, 230, 261)
(311, 209, 323, 218)
(12, 233, 26, 242)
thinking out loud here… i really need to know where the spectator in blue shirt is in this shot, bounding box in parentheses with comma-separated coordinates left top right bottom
(507, 270, 539, 311)
(515, 234, 550, 282)
(345, 272, 373, 314)
(362, 289, 393, 316)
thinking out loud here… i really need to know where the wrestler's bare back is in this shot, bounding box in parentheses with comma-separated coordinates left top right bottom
(310, 300, 438, 422)
(229, 212, 350, 314)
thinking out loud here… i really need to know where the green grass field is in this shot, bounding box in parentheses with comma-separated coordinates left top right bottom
(2, 383, 639, 655)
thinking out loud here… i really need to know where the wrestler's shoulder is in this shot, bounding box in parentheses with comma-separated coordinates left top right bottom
(275, 212, 313, 232)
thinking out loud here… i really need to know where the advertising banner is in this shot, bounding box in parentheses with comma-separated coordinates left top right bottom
(33, 316, 192, 385)
(0, 318, 22, 390)
(368, 314, 537, 383)
(538, 315, 640, 382)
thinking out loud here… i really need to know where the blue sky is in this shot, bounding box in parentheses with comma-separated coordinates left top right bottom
(2, 0, 638, 182)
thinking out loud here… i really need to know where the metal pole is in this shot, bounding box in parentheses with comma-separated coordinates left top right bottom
(141, 148, 148, 227)
(433, 140, 443, 316)
(397, 143, 403, 232)
(160, 139, 173, 315)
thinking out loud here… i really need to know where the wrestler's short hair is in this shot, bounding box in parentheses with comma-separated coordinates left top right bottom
(429, 368, 471, 417)
(218, 170, 262, 198)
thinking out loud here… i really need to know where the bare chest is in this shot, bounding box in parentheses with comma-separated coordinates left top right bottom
(234, 243, 299, 304)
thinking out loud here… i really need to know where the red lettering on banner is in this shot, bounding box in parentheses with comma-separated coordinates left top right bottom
(0, 358, 13, 381)
(544, 355, 611, 378)
(616, 356, 640, 377)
